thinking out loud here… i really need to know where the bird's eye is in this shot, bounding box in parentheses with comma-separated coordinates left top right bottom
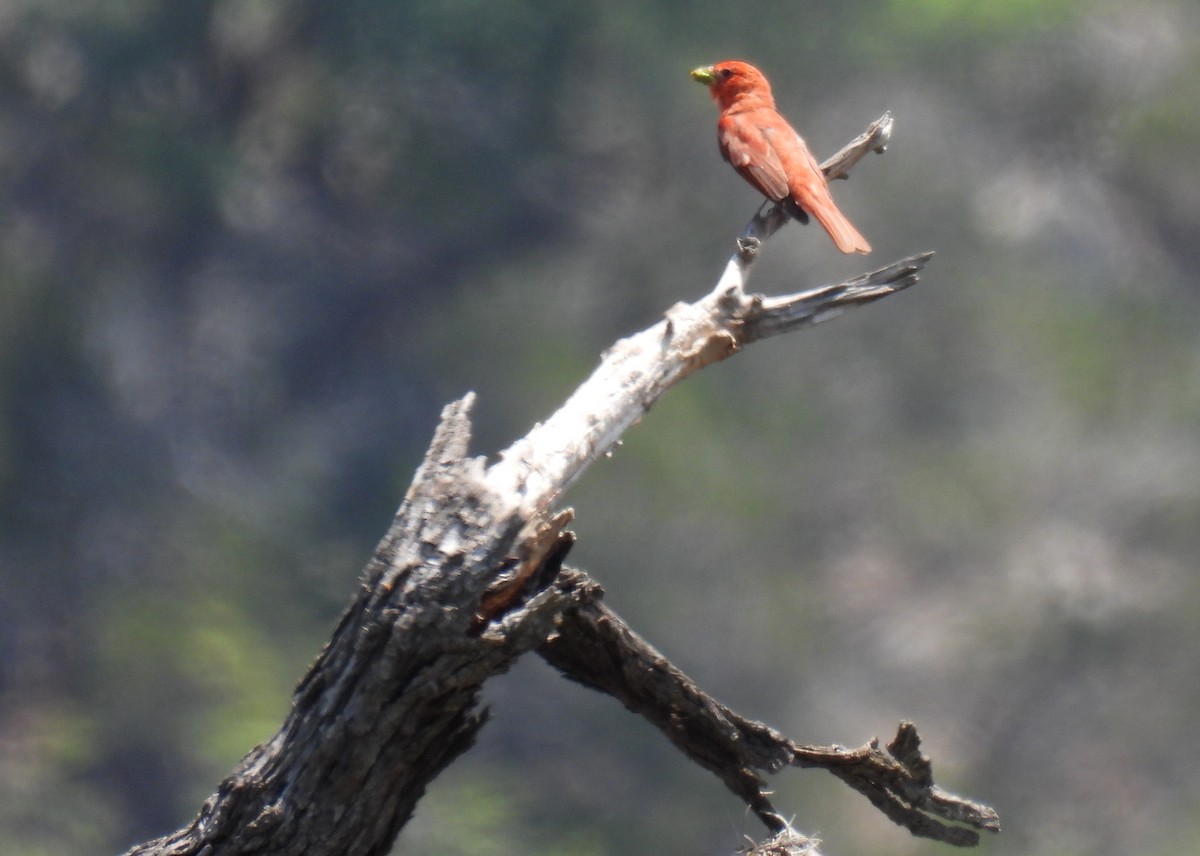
(718, 68, 733, 80)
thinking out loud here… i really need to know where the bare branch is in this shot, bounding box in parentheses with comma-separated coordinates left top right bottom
(791, 726, 1001, 846)
(821, 112, 894, 182)
(540, 568, 794, 833)
(483, 112, 897, 517)
(482, 248, 929, 520)
(121, 112, 968, 856)
(540, 568, 1000, 847)
(738, 251, 934, 342)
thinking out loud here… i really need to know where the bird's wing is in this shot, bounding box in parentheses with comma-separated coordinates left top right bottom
(718, 112, 790, 202)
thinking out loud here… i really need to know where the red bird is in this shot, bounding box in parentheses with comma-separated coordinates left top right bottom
(691, 60, 871, 255)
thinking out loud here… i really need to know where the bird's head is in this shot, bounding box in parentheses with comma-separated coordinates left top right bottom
(690, 60, 775, 111)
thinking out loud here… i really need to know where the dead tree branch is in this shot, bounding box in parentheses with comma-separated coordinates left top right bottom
(539, 569, 1000, 846)
(121, 113, 992, 856)
(483, 112, 900, 515)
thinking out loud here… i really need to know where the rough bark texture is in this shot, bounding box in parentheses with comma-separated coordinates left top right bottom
(125, 400, 583, 856)
(122, 114, 998, 856)
(540, 570, 1000, 845)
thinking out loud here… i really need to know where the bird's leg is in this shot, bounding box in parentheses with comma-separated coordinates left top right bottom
(782, 198, 809, 225)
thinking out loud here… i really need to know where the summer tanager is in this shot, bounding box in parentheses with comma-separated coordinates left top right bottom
(691, 60, 871, 255)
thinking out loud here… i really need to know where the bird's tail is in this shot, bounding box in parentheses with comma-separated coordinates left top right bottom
(810, 203, 872, 255)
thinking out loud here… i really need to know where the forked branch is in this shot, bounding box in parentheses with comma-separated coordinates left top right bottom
(485, 111, 914, 518)
(120, 111, 984, 856)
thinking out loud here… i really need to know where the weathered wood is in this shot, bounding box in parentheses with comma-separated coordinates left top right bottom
(539, 569, 1000, 845)
(121, 114, 991, 856)
(124, 399, 582, 856)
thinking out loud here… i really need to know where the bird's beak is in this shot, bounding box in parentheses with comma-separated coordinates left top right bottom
(690, 66, 716, 86)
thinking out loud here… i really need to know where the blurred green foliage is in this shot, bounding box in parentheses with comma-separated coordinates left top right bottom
(2, 1, 1200, 854)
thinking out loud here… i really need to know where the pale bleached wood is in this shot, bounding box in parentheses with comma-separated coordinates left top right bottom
(117, 113, 982, 856)
(484, 113, 906, 516)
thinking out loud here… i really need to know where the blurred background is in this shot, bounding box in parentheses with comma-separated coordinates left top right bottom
(2, 1, 1199, 854)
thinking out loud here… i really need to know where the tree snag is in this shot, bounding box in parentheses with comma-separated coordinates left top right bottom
(122, 113, 998, 856)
